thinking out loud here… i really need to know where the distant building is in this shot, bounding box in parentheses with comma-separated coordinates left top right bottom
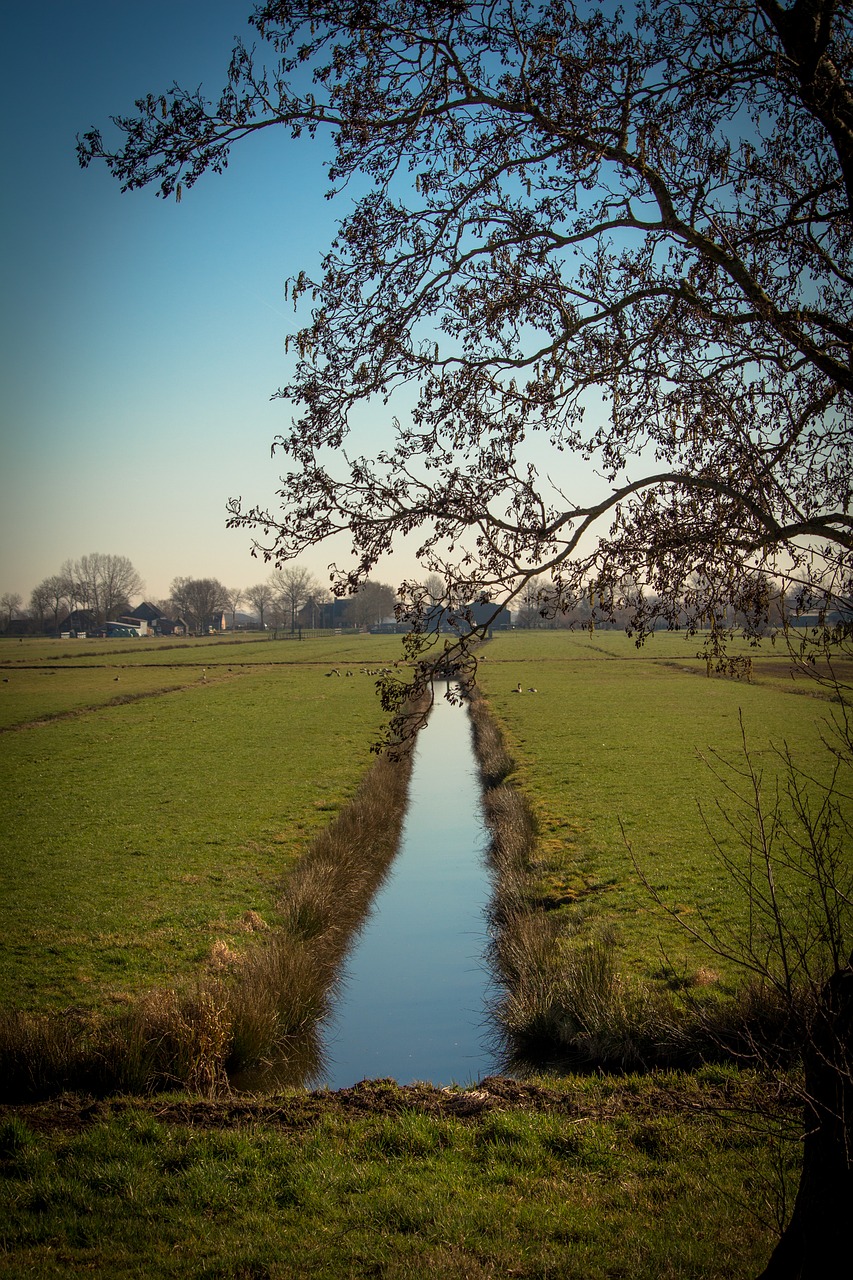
(422, 601, 512, 634)
(106, 620, 145, 638)
(788, 610, 850, 629)
(4, 618, 37, 637)
(61, 608, 98, 634)
(131, 602, 167, 631)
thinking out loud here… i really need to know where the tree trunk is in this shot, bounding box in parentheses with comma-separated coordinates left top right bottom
(758, 961, 853, 1278)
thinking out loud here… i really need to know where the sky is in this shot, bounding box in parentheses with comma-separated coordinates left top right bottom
(0, 0, 385, 608)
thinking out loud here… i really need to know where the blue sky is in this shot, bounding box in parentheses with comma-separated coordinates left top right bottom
(0, 1, 367, 606)
(1, 1, 614, 613)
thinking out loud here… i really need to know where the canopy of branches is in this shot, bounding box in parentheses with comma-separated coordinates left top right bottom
(81, 0, 852, 645)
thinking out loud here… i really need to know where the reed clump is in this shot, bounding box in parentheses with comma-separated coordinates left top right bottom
(0, 734, 417, 1101)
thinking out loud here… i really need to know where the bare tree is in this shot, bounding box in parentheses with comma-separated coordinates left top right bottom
(168, 576, 193, 622)
(272, 565, 318, 632)
(347, 580, 397, 628)
(245, 580, 275, 629)
(28, 582, 53, 632)
(423, 574, 445, 605)
(223, 586, 245, 630)
(66, 553, 144, 623)
(0, 593, 22, 631)
(34, 575, 72, 633)
(628, 702, 852, 1280)
(170, 576, 228, 633)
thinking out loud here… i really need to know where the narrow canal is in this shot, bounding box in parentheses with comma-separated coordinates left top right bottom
(319, 685, 499, 1088)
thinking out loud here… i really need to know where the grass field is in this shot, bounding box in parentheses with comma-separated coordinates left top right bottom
(1, 627, 836, 1277)
(0, 1072, 794, 1279)
(475, 629, 850, 991)
(3, 627, 846, 1011)
(0, 633, 405, 1012)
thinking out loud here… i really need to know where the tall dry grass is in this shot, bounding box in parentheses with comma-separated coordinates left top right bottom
(0, 735, 417, 1101)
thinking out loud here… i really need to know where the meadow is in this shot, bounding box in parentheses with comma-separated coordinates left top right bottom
(2, 625, 844, 1021)
(475, 628, 849, 992)
(0, 625, 845, 1277)
(0, 632, 405, 1012)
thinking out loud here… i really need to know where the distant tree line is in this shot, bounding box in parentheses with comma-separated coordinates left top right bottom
(510, 570, 848, 637)
(1, 554, 399, 636)
(3, 555, 843, 638)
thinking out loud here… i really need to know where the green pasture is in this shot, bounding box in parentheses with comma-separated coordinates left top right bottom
(0, 635, 403, 1012)
(0, 633, 404, 728)
(0, 630, 403, 671)
(477, 629, 850, 989)
(0, 1072, 791, 1279)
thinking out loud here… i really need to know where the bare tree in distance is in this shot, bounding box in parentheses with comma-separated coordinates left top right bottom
(170, 576, 228, 633)
(423, 574, 445, 604)
(347, 580, 397, 629)
(168, 576, 193, 623)
(0, 593, 22, 630)
(223, 586, 245, 629)
(28, 582, 52, 632)
(245, 580, 275, 629)
(272, 564, 318, 632)
(33, 575, 72, 633)
(63, 554, 144, 624)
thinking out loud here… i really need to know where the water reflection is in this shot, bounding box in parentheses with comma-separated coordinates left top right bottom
(319, 685, 500, 1088)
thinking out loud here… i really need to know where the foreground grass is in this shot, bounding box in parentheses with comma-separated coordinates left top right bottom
(0, 636, 404, 1012)
(0, 1073, 794, 1279)
(475, 630, 850, 991)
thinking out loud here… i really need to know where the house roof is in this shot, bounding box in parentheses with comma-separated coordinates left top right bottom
(132, 601, 166, 622)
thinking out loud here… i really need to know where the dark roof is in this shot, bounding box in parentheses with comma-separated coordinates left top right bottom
(132, 601, 166, 622)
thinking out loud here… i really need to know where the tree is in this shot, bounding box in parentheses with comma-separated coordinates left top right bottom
(168, 576, 194, 621)
(272, 565, 318, 631)
(65, 553, 144, 623)
(347, 580, 397, 628)
(81, 0, 851, 660)
(423, 574, 445, 605)
(515, 580, 545, 630)
(33, 575, 72, 633)
(0, 593, 22, 631)
(170, 576, 228, 633)
(245, 580, 275, 629)
(224, 586, 245, 629)
(629, 701, 853, 1280)
(28, 582, 52, 633)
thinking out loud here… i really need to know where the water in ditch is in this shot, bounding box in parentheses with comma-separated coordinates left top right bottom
(318, 685, 500, 1088)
